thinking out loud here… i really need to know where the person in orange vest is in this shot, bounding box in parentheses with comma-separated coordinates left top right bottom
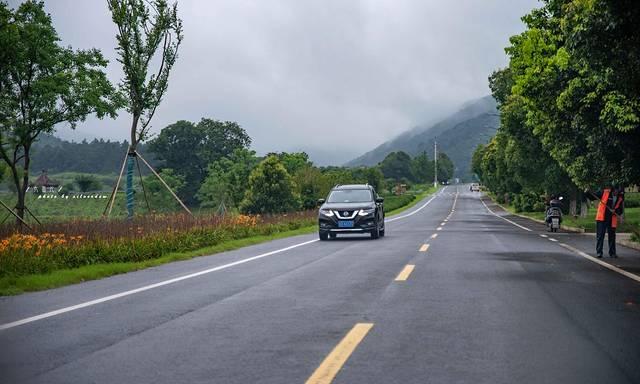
(588, 184, 625, 258)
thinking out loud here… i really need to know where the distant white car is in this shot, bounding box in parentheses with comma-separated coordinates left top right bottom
(470, 183, 481, 192)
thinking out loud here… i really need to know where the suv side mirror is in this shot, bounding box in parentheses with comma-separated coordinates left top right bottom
(375, 197, 384, 203)
(317, 198, 325, 205)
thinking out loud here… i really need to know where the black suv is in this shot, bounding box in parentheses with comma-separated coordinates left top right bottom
(317, 184, 385, 240)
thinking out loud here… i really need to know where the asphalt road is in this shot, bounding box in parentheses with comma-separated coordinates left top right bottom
(1, 186, 640, 384)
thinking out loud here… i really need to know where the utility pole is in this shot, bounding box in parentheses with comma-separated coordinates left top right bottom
(434, 139, 438, 188)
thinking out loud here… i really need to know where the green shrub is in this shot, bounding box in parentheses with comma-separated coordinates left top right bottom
(513, 192, 543, 213)
(383, 194, 416, 212)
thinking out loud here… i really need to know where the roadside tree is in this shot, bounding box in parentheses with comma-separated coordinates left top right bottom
(240, 156, 300, 214)
(0, 1, 119, 223)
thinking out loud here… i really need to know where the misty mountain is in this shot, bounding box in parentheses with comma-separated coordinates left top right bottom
(345, 96, 499, 180)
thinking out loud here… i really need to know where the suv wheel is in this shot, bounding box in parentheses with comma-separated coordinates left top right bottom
(319, 232, 328, 241)
(370, 220, 380, 239)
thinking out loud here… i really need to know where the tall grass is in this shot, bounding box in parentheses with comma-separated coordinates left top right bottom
(0, 211, 315, 277)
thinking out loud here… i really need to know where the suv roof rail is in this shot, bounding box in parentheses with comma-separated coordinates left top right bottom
(334, 184, 340, 188)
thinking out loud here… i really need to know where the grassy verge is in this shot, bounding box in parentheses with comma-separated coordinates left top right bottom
(386, 185, 439, 216)
(1, 187, 438, 295)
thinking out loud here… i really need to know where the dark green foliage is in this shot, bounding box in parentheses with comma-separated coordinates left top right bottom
(197, 149, 259, 210)
(0, 1, 119, 221)
(436, 152, 455, 182)
(149, 118, 252, 204)
(512, 192, 544, 213)
(410, 151, 433, 184)
(274, 152, 312, 175)
(143, 168, 185, 212)
(383, 194, 416, 212)
(29, 135, 158, 174)
(379, 151, 414, 181)
(240, 156, 300, 214)
(74, 175, 102, 192)
(475, 0, 639, 214)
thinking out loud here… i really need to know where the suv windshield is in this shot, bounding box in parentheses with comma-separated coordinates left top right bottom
(327, 189, 373, 203)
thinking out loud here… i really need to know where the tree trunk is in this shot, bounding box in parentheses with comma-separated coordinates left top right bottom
(13, 145, 31, 226)
(126, 115, 140, 219)
(126, 153, 135, 219)
(580, 199, 588, 218)
(569, 187, 577, 217)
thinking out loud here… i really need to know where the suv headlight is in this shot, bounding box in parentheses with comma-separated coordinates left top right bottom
(320, 209, 334, 217)
(358, 208, 375, 216)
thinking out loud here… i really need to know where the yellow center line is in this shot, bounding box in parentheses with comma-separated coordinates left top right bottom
(395, 264, 415, 281)
(419, 244, 430, 252)
(305, 323, 374, 384)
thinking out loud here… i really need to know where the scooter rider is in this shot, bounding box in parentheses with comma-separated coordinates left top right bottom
(545, 195, 563, 231)
(587, 183, 624, 258)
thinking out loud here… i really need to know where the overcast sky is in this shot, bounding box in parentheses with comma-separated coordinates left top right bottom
(12, 0, 538, 165)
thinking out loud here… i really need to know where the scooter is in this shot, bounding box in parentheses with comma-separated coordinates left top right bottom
(545, 196, 563, 232)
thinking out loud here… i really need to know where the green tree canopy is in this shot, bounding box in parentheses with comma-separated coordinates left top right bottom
(411, 151, 434, 184)
(143, 168, 185, 212)
(436, 152, 454, 182)
(0, 1, 119, 222)
(149, 118, 252, 204)
(197, 148, 259, 210)
(74, 175, 102, 192)
(379, 151, 414, 181)
(240, 155, 300, 214)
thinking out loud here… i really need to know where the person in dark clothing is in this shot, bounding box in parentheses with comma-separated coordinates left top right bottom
(587, 184, 625, 258)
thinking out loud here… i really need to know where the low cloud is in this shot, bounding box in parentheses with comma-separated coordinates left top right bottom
(24, 0, 538, 164)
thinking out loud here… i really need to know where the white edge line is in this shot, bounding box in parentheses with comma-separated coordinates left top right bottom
(0, 239, 318, 331)
(559, 243, 640, 283)
(385, 188, 443, 223)
(481, 199, 532, 232)
(2, 189, 446, 331)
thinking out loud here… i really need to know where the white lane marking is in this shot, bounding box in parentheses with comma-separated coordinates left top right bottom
(540, 234, 548, 238)
(386, 187, 445, 223)
(2, 189, 450, 331)
(559, 243, 640, 283)
(440, 222, 445, 226)
(0, 239, 318, 331)
(480, 199, 532, 232)
(549, 238, 558, 242)
(436, 227, 442, 231)
(431, 234, 438, 239)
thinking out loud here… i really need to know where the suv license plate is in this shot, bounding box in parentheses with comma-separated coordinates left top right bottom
(338, 220, 354, 228)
